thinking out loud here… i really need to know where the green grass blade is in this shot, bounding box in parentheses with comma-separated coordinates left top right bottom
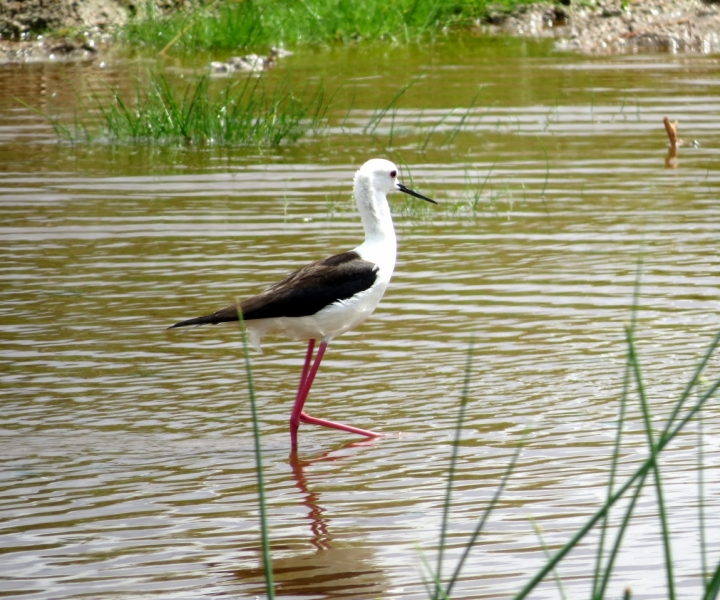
(433, 342, 474, 600)
(596, 256, 675, 600)
(419, 108, 455, 153)
(591, 356, 631, 598)
(659, 329, 720, 444)
(442, 87, 484, 147)
(697, 407, 708, 585)
(529, 516, 568, 600)
(664, 375, 720, 443)
(418, 548, 450, 600)
(238, 311, 275, 599)
(14, 97, 74, 141)
(512, 368, 720, 600)
(595, 469, 648, 599)
(364, 78, 417, 136)
(703, 560, 720, 600)
(626, 324, 676, 599)
(444, 438, 523, 598)
(462, 161, 496, 214)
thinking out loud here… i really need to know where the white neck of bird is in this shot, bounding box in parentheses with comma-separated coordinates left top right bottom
(354, 178, 396, 247)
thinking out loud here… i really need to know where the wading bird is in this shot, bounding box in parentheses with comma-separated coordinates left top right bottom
(169, 159, 437, 447)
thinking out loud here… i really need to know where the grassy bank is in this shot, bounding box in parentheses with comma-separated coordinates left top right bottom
(122, 0, 535, 52)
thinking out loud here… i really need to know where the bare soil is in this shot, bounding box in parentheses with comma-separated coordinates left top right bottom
(488, 0, 720, 53)
(0, 0, 196, 62)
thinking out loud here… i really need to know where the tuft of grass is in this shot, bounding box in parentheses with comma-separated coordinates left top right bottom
(39, 71, 329, 147)
(121, 0, 537, 52)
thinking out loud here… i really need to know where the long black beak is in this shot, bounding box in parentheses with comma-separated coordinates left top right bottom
(397, 182, 438, 205)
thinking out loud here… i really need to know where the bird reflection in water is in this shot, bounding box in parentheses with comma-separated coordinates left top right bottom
(234, 440, 392, 597)
(289, 440, 376, 551)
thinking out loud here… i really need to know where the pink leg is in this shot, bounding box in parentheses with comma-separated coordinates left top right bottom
(297, 339, 315, 398)
(290, 340, 326, 444)
(290, 340, 380, 448)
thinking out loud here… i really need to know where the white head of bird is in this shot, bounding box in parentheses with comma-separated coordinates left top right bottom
(352, 158, 436, 273)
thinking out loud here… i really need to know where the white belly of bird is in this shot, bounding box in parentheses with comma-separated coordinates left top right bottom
(246, 280, 389, 352)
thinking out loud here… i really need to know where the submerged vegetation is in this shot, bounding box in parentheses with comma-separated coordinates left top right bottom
(38, 71, 494, 161)
(43, 72, 328, 146)
(122, 0, 535, 52)
(35, 70, 528, 216)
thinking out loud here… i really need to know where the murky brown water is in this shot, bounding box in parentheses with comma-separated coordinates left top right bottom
(1, 37, 720, 599)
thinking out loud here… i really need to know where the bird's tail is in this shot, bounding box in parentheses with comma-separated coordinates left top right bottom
(167, 305, 240, 329)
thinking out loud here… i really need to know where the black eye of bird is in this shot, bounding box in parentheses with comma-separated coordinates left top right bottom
(390, 170, 397, 178)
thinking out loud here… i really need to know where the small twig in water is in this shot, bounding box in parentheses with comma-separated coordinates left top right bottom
(663, 116, 681, 149)
(663, 116, 681, 168)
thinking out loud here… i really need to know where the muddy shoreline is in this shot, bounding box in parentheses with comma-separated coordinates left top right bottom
(493, 0, 720, 53)
(1, 0, 720, 62)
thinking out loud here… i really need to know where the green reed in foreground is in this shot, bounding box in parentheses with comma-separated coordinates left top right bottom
(239, 263, 720, 597)
(123, 0, 535, 52)
(239, 314, 275, 599)
(44, 72, 328, 146)
(425, 278, 720, 598)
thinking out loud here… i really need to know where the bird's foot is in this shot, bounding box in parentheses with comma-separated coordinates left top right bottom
(299, 412, 380, 438)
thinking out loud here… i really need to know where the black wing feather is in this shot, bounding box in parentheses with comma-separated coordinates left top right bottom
(168, 251, 378, 329)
